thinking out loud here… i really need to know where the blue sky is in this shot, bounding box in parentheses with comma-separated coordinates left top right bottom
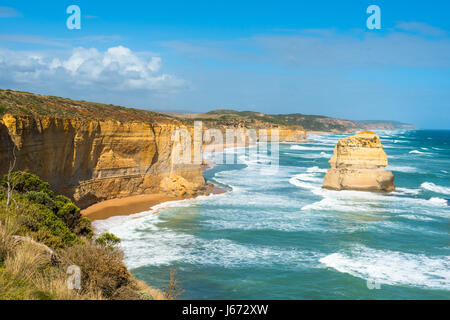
(0, 1, 449, 128)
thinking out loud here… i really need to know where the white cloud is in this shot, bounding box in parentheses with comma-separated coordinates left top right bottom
(0, 46, 185, 91)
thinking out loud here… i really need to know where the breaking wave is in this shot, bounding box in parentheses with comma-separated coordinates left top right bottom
(320, 246, 450, 290)
(421, 182, 450, 195)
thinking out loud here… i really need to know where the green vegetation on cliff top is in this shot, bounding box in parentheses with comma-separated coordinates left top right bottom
(0, 89, 176, 123)
(0, 171, 171, 300)
(0, 89, 414, 131)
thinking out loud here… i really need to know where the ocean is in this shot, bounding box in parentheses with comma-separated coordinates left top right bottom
(93, 130, 450, 299)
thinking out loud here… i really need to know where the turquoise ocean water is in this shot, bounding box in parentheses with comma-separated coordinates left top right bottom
(94, 130, 449, 299)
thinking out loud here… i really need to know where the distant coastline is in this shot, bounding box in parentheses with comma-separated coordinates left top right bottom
(1, 89, 418, 223)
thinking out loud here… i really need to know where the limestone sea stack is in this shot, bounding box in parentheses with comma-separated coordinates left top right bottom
(322, 131, 395, 192)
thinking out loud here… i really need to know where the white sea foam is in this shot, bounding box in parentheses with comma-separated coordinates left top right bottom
(288, 167, 325, 191)
(93, 195, 215, 234)
(320, 246, 450, 290)
(289, 172, 398, 214)
(95, 132, 449, 294)
(299, 152, 332, 159)
(306, 135, 342, 146)
(395, 187, 420, 195)
(194, 240, 321, 268)
(284, 152, 331, 159)
(409, 150, 431, 155)
(307, 166, 328, 173)
(373, 219, 445, 236)
(301, 197, 388, 213)
(289, 174, 317, 190)
(421, 182, 450, 195)
(386, 165, 418, 173)
(99, 214, 322, 269)
(293, 173, 323, 183)
(398, 214, 434, 222)
(428, 197, 448, 206)
(289, 171, 449, 216)
(290, 145, 333, 151)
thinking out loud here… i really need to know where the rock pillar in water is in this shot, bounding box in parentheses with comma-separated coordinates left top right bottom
(322, 131, 395, 191)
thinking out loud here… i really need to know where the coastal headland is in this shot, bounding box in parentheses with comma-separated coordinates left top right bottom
(0, 90, 306, 216)
(0, 90, 413, 217)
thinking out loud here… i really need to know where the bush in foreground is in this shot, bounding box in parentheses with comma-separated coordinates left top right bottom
(0, 171, 167, 300)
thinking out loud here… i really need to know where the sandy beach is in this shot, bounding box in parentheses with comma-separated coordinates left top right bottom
(82, 185, 227, 221)
(81, 193, 184, 221)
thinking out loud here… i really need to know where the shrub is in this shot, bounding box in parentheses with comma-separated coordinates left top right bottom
(24, 191, 56, 212)
(2, 171, 53, 197)
(95, 233, 121, 248)
(74, 217, 93, 239)
(13, 200, 78, 248)
(54, 195, 71, 206)
(60, 241, 130, 299)
(55, 202, 81, 231)
(0, 171, 163, 300)
(14, 180, 93, 240)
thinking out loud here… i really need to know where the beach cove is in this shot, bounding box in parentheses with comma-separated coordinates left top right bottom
(92, 130, 450, 299)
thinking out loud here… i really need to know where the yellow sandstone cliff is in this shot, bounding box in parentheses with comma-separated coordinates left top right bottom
(0, 113, 306, 208)
(0, 90, 307, 209)
(322, 131, 395, 192)
(0, 113, 208, 208)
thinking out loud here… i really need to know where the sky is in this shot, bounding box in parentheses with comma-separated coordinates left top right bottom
(0, 1, 449, 129)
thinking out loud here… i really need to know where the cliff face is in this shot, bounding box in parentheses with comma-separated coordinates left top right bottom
(322, 131, 395, 192)
(277, 128, 307, 142)
(0, 90, 308, 208)
(0, 114, 305, 208)
(173, 110, 307, 143)
(0, 113, 207, 208)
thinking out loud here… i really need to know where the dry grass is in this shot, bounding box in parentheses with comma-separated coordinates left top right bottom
(135, 279, 166, 300)
(163, 269, 185, 300)
(0, 219, 19, 260)
(0, 222, 95, 300)
(0, 188, 169, 300)
(0, 221, 146, 300)
(60, 241, 130, 298)
(59, 241, 166, 300)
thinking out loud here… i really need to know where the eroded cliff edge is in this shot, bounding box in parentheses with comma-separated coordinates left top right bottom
(0, 113, 210, 208)
(322, 131, 395, 192)
(0, 90, 306, 208)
